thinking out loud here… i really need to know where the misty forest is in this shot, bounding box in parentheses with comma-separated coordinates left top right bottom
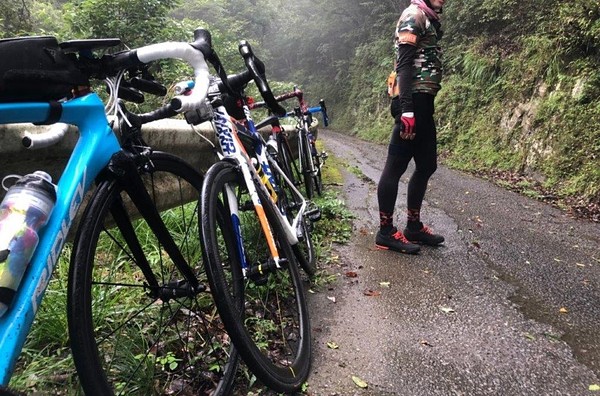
(2, 0, 598, 213)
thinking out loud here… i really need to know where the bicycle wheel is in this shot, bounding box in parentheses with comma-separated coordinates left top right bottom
(68, 152, 239, 396)
(270, 148, 317, 277)
(277, 132, 303, 190)
(201, 160, 311, 393)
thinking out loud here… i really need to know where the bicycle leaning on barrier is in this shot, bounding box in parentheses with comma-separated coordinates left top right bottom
(251, 86, 329, 200)
(179, 34, 314, 393)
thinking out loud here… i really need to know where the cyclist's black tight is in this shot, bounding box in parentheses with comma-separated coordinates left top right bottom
(377, 93, 437, 229)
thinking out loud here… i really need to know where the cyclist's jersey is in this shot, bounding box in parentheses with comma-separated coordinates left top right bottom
(394, 4, 442, 96)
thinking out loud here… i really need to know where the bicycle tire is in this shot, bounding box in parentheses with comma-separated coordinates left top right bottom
(68, 151, 239, 396)
(201, 160, 311, 393)
(299, 131, 315, 200)
(311, 145, 323, 196)
(277, 132, 303, 190)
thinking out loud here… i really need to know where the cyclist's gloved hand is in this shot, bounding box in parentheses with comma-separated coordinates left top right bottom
(395, 112, 415, 140)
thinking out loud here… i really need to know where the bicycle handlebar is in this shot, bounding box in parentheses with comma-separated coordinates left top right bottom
(238, 40, 287, 117)
(25, 36, 213, 147)
(252, 89, 329, 127)
(248, 88, 304, 113)
(22, 123, 70, 149)
(132, 42, 210, 112)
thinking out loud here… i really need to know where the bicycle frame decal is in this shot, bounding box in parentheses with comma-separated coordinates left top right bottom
(225, 184, 249, 271)
(33, 168, 87, 313)
(213, 111, 238, 155)
(0, 94, 121, 385)
(211, 105, 285, 270)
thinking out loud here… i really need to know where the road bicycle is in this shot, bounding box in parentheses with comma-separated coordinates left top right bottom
(0, 32, 239, 395)
(252, 88, 329, 200)
(252, 87, 329, 200)
(182, 38, 313, 392)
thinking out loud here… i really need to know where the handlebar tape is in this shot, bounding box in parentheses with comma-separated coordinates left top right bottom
(138, 103, 178, 124)
(238, 40, 287, 117)
(218, 70, 253, 95)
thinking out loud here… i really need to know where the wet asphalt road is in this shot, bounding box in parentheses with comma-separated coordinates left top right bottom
(305, 130, 600, 396)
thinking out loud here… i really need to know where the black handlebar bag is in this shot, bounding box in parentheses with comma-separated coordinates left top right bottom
(0, 36, 88, 103)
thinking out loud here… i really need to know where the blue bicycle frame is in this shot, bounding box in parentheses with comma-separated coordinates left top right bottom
(0, 93, 120, 384)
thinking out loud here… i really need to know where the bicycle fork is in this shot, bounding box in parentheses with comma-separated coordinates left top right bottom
(105, 150, 204, 299)
(230, 161, 289, 280)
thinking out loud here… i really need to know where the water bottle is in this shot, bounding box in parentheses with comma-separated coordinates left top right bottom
(0, 171, 56, 317)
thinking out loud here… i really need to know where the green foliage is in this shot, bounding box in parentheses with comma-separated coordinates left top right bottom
(313, 190, 354, 244)
(336, 38, 393, 141)
(63, 0, 181, 46)
(553, 0, 600, 61)
(0, 0, 34, 37)
(4, 0, 598, 202)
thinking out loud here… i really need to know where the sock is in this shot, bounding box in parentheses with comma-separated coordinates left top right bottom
(407, 208, 422, 231)
(379, 211, 394, 234)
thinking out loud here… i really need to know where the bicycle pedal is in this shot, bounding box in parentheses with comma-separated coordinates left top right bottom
(247, 259, 279, 284)
(249, 272, 269, 286)
(306, 207, 322, 222)
(240, 200, 254, 211)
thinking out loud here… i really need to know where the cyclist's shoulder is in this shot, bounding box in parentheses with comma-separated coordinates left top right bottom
(396, 4, 428, 32)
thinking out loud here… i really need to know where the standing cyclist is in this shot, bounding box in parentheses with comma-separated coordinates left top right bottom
(375, 0, 446, 254)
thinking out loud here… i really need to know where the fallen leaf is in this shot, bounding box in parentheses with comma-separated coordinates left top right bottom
(327, 296, 336, 303)
(543, 332, 561, 342)
(345, 271, 358, 278)
(419, 340, 432, 347)
(576, 263, 585, 268)
(590, 384, 600, 391)
(327, 341, 339, 349)
(308, 289, 315, 294)
(554, 258, 563, 263)
(379, 282, 390, 287)
(363, 289, 381, 297)
(523, 333, 536, 341)
(559, 307, 568, 314)
(439, 306, 455, 314)
(352, 376, 368, 389)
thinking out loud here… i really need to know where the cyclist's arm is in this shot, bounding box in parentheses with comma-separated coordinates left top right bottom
(395, 44, 417, 114)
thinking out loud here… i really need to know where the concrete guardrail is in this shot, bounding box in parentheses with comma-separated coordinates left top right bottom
(0, 119, 316, 236)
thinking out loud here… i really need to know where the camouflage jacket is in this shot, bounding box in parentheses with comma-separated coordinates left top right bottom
(394, 4, 443, 96)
